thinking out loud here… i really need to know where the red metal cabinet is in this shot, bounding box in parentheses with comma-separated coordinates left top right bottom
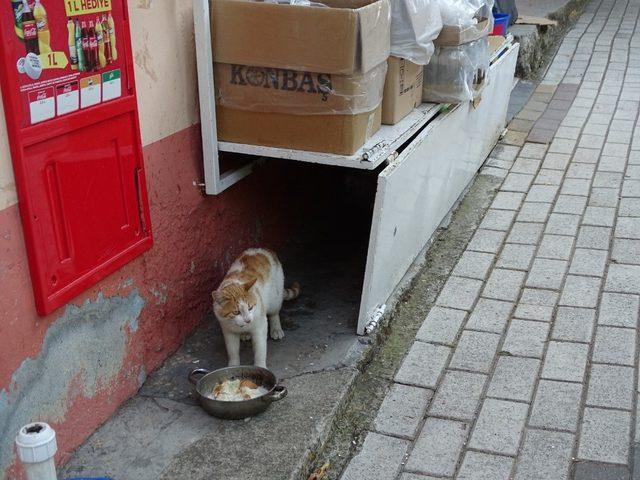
(0, 0, 152, 315)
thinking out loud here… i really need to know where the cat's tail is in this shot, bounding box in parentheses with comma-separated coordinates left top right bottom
(283, 282, 301, 301)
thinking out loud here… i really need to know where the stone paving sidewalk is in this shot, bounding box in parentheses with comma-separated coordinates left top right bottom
(340, 0, 640, 478)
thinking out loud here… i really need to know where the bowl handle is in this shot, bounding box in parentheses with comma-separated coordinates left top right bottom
(188, 368, 211, 385)
(266, 385, 288, 402)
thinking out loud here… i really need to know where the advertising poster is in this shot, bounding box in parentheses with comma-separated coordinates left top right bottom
(6, 0, 128, 126)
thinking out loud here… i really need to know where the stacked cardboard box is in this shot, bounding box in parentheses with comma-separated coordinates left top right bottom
(381, 56, 424, 125)
(212, 0, 391, 155)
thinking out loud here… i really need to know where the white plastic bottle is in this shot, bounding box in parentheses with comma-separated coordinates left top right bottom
(15, 422, 58, 480)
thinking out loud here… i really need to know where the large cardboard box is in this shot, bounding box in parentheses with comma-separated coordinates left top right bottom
(214, 62, 386, 154)
(212, 0, 391, 75)
(382, 57, 423, 125)
(211, 0, 390, 155)
(216, 106, 382, 155)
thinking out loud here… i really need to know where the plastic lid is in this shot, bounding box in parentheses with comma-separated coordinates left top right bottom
(15, 422, 57, 464)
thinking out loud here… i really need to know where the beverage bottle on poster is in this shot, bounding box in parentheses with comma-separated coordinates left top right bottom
(33, 0, 51, 53)
(95, 17, 107, 68)
(67, 18, 78, 70)
(81, 21, 91, 71)
(21, 0, 39, 55)
(107, 13, 117, 61)
(75, 18, 85, 71)
(89, 21, 98, 71)
(102, 14, 112, 64)
(11, 0, 25, 40)
(103, 18, 112, 63)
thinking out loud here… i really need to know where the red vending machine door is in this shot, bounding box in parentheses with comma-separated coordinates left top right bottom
(0, 0, 152, 314)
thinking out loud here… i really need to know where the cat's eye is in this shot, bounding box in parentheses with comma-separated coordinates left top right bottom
(233, 310, 240, 316)
(248, 305, 254, 311)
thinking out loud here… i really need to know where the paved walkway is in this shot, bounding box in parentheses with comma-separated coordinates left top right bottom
(340, 0, 640, 478)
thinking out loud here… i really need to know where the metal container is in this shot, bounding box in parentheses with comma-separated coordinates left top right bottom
(188, 366, 287, 419)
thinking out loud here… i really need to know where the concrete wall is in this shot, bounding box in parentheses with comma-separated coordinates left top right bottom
(0, 2, 291, 477)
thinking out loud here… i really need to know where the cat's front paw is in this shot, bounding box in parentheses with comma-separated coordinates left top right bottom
(270, 327, 285, 340)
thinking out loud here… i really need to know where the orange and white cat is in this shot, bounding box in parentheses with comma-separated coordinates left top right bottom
(212, 248, 300, 368)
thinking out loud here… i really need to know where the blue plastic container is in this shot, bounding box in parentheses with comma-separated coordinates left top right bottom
(492, 13, 510, 36)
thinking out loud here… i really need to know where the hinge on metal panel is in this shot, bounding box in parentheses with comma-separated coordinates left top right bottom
(365, 304, 386, 335)
(361, 141, 389, 163)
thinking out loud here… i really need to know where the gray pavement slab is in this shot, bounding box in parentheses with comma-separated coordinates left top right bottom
(374, 384, 433, 439)
(405, 418, 469, 477)
(341, 432, 409, 480)
(515, 429, 574, 480)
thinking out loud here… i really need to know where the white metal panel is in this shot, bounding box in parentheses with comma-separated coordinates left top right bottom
(193, 0, 253, 194)
(218, 103, 442, 170)
(357, 43, 520, 334)
(455, 43, 521, 170)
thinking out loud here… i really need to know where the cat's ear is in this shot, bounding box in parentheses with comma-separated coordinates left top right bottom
(211, 290, 222, 304)
(243, 278, 257, 291)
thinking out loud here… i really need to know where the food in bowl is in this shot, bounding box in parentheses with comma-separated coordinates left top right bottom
(211, 378, 269, 401)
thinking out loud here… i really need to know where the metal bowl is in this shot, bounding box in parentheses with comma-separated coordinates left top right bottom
(188, 366, 287, 419)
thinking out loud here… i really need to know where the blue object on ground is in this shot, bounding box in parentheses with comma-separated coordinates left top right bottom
(492, 13, 511, 35)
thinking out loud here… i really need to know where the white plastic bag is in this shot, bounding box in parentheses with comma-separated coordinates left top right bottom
(422, 36, 489, 102)
(390, 0, 443, 65)
(470, 0, 493, 20)
(437, 0, 493, 26)
(438, 0, 476, 26)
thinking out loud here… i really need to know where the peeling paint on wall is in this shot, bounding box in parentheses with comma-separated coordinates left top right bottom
(0, 291, 144, 474)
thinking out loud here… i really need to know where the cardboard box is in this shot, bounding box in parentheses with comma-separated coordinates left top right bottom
(214, 62, 386, 154)
(211, 0, 389, 154)
(214, 62, 387, 115)
(212, 0, 391, 75)
(435, 17, 493, 46)
(382, 57, 423, 125)
(216, 105, 382, 155)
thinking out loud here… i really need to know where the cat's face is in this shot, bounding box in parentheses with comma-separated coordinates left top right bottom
(213, 281, 259, 329)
